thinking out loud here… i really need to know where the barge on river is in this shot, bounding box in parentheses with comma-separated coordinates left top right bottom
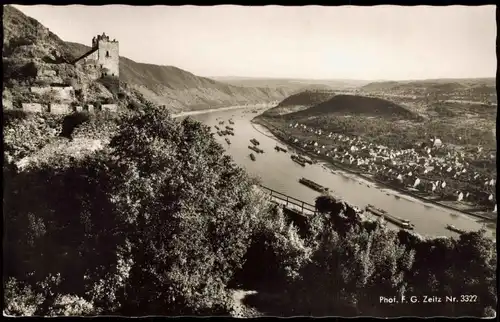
(301, 155, 313, 165)
(249, 153, 256, 161)
(249, 145, 264, 154)
(445, 224, 466, 234)
(299, 177, 329, 193)
(225, 138, 231, 145)
(229, 119, 235, 125)
(365, 204, 415, 230)
(291, 155, 306, 167)
(275, 145, 288, 153)
(250, 138, 260, 146)
(226, 126, 234, 131)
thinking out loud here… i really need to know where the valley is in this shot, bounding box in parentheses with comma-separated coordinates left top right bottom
(3, 4, 497, 319)
(255, 88, 497, 221)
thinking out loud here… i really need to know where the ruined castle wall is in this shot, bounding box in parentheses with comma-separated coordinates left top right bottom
(96, 40, 119, 77)
(86, 104, 96, 113)
(30, 86, 75, 102)
(102, 104, 118, 112)
(21, 103, 45, 113)
(86, 50, 99, 62)
(74, 49, 98, 65)
(49, 103, 71, 115)
(81, 63, 101, 81)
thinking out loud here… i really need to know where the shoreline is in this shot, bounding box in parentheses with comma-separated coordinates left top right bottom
(172, 103, 271, 119)
(251, 117, 496, 223)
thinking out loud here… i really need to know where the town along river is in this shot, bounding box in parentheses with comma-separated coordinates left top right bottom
(178, 106, 496, 239)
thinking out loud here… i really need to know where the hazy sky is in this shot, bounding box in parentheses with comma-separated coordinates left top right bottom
(13, 5, 497, 80)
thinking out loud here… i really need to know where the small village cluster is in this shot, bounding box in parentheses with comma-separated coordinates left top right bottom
(286, 122, 497, 211)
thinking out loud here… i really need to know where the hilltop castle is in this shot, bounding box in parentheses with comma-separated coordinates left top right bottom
(73, 32, 119, 79)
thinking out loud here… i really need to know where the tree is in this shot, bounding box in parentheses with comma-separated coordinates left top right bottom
(277, 195, 496, 317)
(4, 104, 273, 315)
(104, 104, 269, 315)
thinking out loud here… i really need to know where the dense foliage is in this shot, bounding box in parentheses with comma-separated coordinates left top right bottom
(3, 111, 61, 161)
(3, 104, 273, 315)
(257, 195, 497, 317)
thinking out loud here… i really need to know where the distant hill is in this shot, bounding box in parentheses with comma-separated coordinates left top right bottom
(3, 5, 296, 112)
(211, 77, 370, 91)
(279, 94, 421, 120)
(262, 89, 336, 116)
(276, 90, 336, 107)
(361, 78, 496, 96)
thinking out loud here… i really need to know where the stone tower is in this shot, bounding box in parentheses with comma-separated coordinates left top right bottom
(91, 32, 119, 77)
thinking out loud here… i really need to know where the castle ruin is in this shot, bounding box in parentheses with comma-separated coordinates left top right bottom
(73, 32, 119, 79)
(4, 33, 120, 115)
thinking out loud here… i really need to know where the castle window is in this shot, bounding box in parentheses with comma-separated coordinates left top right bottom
(106, 51, 110, 58)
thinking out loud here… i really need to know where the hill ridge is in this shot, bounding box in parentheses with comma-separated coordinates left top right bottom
(276, 93, 421, 120)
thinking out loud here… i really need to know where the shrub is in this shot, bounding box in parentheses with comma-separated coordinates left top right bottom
(60, 112, 91, 139)
(127, 100, 144, 111)
(233, 205, 313, 292)
(3, 113, 61, 161)
(4, 276, 96, 317)
(4, 278, 45, 316)
(275, 198, 497, 317)
(3, 109, 29, 125)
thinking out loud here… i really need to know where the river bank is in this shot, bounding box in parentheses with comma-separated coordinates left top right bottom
(252, 117, 496, 223)
(172, 103, 271, 119)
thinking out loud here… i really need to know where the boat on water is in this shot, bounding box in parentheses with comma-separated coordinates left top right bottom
(225, 126, 234, 131)
(219, 121, 224, 125)
(248, 145, 264, 154)
(299, 177, 329, 193)
(225, 138, 231, 145)
(291, 155, 306, 167)
(445, 224, 466, 234)
(275, 145, 288, 153)
(214, 125, 220, 130)
(227, 131, 235, 136)
(301, 155, 313, 165)
(249, 153, 256, 161)
(229, 120, 235, 125)
(217, 131, 223, 136)
(365, 204, 415, 230)
(293, 154, 310, 164)
(250, 138, 260, 146)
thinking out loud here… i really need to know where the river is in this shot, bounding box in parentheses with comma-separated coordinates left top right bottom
(178, 105, 496, 239)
